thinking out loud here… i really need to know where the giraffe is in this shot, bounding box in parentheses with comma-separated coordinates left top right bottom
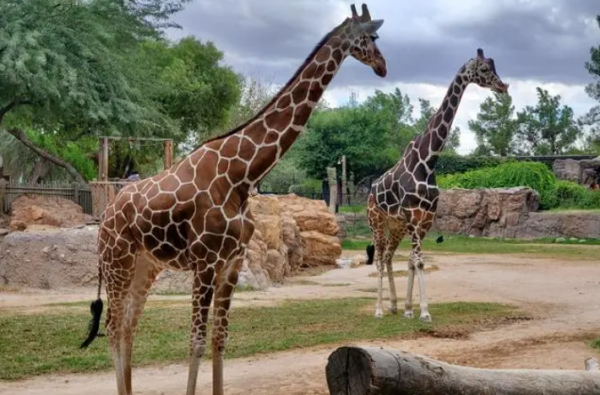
(79, 4, 388, 395)
(365, 48, 509, 322)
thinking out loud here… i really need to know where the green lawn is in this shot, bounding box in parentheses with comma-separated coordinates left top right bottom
(342, 235, 600, 259)
(0, 298, 521, 380)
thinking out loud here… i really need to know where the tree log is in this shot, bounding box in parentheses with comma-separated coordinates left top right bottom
(6, 128, 86, 184)
(325, 346, 600, 395)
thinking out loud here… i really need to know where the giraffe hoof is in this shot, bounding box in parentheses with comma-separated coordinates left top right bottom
(419, 313, 432, 323)
(388, 307, 398, 314)
(374, 309, 384, 319)
(403, 310, 414, 319)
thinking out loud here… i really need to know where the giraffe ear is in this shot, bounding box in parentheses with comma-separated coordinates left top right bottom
(359, 19, 384, 34)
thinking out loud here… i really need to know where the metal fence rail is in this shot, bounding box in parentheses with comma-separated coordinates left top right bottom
(0, 180, 93, 215)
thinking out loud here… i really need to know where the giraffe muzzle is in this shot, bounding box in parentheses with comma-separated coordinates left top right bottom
(492, 81, 509, 94)
(373, 59, 387, 77)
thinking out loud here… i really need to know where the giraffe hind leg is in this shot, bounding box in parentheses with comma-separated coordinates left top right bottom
(367, 197, 386, 318)
(105, 251, 158, 395)
(186, 268, 214, 395)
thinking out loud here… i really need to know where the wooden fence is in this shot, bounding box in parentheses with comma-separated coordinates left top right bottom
(0, 180, 93, 215)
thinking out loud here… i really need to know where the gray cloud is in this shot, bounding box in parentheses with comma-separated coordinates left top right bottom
(167, 0, 600, 89)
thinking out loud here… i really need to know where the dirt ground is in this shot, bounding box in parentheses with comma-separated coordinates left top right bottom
(2, 251, 600, 395)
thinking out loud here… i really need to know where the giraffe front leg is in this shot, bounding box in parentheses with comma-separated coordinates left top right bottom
(384, 223, 404, 315)
(403, 251, 415, 319)
(211, 255, 244, 395)
(410, 233, 431, 322)
(186, 268, 214, 395)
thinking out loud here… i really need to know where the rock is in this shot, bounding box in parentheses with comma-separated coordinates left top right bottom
(553, 159, 581, 183)
(580, 239, 587, 243)
(9, 195, 93, 231)
(0, 228, 8, 237)
(300, 230, 342, 267)
(570, 237, 578, 241)
(0, 193, 343, 291)
(556, 237, 567, 243)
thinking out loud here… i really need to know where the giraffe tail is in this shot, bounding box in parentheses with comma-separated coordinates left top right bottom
(365, 244, 375, 265)
(80, 264, 104, 349)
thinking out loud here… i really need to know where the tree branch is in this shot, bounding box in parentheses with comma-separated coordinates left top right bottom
(0, 99, 33, 124)
(6, 128, 87, 184)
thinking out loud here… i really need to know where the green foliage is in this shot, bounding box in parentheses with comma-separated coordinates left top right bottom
(0, 0, 240, 182)
(469, 92, 519, 156)
(260, 157, 308, 194)
(555, 181, 600, 209)
(515, 87, 581, 155)
(438, 161, 558, 209)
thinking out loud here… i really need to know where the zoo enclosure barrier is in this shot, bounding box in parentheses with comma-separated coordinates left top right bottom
(0, 180, 93, 215)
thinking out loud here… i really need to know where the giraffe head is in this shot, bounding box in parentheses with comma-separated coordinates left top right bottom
(465, 48, 509, 94)
(343, 3, 387, 77)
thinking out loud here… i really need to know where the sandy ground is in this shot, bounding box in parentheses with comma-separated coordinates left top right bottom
(2, 251, 600, 394)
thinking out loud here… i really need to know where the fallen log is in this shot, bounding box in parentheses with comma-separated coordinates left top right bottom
(325, 346, 600, 395)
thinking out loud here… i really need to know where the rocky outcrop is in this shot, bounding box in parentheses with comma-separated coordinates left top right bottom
(434, 187, 600, 239)
(553, 156, 600, 186)
(0, 194, 342, 292)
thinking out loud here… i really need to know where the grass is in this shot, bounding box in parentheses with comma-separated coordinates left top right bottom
(342, 234, 600, 259)
(0, 298, 522, 380)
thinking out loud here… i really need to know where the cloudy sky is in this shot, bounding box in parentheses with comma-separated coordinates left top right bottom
(168, 0, 600, 154)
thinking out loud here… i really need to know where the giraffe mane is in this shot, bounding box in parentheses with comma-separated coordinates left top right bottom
(193, 23, 345, 150)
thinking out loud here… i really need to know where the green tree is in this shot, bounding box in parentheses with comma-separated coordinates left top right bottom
(515, 87, 580, 155)
(0, 0, 239, 182)
(580, 15, 600, 154)
(468, 92, 519, 156)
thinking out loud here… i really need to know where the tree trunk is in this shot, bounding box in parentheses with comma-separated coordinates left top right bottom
(325, 346, 600, 395)
(28, 159, 51, 184)
(7, 128, 86, 184)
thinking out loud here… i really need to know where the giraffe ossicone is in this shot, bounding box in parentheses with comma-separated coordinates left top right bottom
(79, 4, 388, 395)
(366, 48, 509, 323)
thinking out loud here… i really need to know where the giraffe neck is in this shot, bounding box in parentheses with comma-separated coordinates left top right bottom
(418, 66, 469, 169)
(199, 27, 354, 192)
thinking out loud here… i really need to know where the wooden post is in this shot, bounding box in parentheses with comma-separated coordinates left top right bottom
(164, 139, 173, 170)
(340, 155, 347, 205)
(73, 182, 80, 206)
(326, 166, 337, 214)
(98, 137, 109, 181)
(0, 178, 6, 215)
(326, 346, 600, 395)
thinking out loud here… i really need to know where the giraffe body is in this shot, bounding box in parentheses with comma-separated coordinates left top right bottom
(81, 4, 388, 395)
(366, 49, 509, 322)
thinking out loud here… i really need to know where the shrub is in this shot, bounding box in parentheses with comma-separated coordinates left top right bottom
(437, 161, 558, 209)
(555, 181, 600, 209)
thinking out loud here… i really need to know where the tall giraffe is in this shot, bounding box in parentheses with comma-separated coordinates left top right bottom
(80, 4, 387, 395)
(365, 48, 509, 322)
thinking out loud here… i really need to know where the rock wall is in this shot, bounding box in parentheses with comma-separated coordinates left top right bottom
(0, 194, 342, 291)
(553, 157, 600, 186)
(434, 187, 600, 239)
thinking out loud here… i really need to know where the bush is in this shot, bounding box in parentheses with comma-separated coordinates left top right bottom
(555, 181, 600, 209)
(438, 161, 558, 209)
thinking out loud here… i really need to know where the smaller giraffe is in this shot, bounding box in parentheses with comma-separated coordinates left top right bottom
(366, 48, 509, 322)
